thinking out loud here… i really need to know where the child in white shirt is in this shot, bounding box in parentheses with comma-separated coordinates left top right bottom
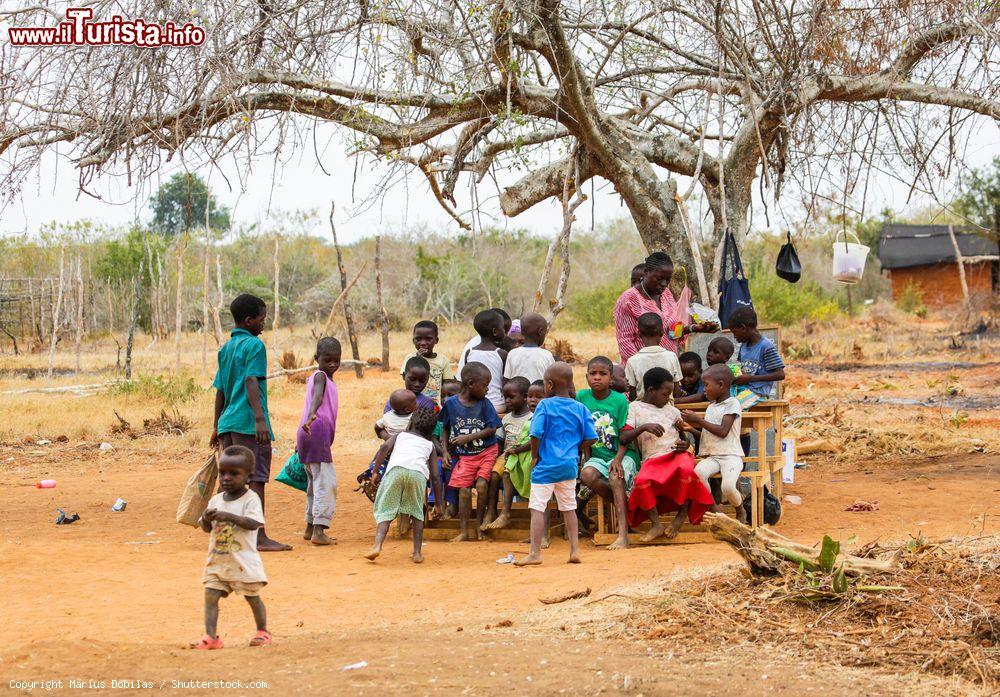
(680, 364, 746, 523)
(625, 312, 682, 400)
(503, 312, 554, 384)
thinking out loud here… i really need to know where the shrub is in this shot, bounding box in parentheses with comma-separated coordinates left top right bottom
(897, 281, 928, 317)
(566, 282, 621, 329)
(110, 375, 201, 404)
(748, 262, 842, 326)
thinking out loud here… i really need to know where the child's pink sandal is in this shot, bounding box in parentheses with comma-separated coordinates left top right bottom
(249, 630, 272, 647)
(193, 635, 223, 650)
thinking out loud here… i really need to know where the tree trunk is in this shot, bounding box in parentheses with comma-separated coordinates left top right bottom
(213, 254, 224, 344)
(272, 235, 281, 334)
(175, 236, 186, 372)
(202, 217, 212, 374)
(329, 202, 363, 379)
(125, 258, 145, 381)
(46, 248, 65, 380)
(374, 235, 390, 370)
(74, 254, 83, 373)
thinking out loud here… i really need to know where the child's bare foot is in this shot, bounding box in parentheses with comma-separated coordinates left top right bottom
(444, 503, 458, 519)
(476, 529, 486, 541)
(411, 551, 424, 564)
(481, 511, 496, 529)
(514, 553, 542, 566)
(663, 527, 679, 540)
(257, 535, 292, 552)
(451, 532, 470, 542)
(303, 524, 314, 541)
(397, 516, 411, 535)
(310, 528, 335, 546)
(485, 512, 510, 530)
(541, 535, 551, 549)
(607, 535, 629, 551)
(640, 524, 666, 543)
(364, 545, 381, 560)
(567, 551, 582, 564)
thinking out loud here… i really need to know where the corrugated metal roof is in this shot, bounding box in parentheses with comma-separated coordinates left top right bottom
(877, 224, 996, 270)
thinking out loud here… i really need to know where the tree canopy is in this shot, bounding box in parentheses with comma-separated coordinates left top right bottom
(148, 173, 231, 235)
(2, 0, 998, 301)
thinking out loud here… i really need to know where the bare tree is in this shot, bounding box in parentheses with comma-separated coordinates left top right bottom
(3, 1, 998, 298)
(46, 248, 64, 380)
(374, 235, 390, 370)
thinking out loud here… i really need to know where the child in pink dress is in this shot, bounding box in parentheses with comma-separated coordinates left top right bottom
(297, 338, 341, 546)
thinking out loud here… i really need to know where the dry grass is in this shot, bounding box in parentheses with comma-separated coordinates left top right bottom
(0, 307, 997, 462)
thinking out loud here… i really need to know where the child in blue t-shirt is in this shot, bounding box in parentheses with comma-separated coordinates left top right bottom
(515, 362, 597, 567)
(439, 363, 501, 541)
(728, 307, 786, 399)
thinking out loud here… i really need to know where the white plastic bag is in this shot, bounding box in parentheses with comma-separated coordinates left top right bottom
(689, 302, 719, 326)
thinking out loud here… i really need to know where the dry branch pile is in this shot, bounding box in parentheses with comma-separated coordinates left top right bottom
(592, 531, 999, 689)
(111, 409, 191, 438)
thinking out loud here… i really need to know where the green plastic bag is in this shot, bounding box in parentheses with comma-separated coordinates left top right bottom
(276, 452, 308, 492)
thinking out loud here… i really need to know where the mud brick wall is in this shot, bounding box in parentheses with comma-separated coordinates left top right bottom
(888, 261, 994, 307)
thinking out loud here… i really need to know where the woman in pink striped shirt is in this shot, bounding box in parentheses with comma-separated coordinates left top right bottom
(614, 252, 716, 363)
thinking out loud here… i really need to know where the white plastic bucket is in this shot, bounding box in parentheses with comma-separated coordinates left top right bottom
(832, 231, 868, 284)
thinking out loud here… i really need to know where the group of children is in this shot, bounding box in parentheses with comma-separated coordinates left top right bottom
(195, 292, 785, 648)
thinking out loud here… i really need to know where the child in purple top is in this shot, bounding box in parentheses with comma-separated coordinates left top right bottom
(297, 338, 341, 546)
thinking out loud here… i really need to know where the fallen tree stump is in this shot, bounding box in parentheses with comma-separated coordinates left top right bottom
(702, 512, 899, 577)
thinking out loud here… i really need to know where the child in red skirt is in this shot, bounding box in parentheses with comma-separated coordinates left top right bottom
(614, 367, 714, 542)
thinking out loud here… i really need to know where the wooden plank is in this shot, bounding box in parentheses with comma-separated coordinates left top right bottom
(594, 532, 717, 546)
(419, 527, 531, 542)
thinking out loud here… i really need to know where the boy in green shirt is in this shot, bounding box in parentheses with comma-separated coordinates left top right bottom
(577, 356, 637, 551)
(210, 294, 290, 552)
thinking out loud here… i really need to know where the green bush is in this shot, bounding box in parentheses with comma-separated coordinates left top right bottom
(110, 375, 201, 403)
(567, 283, 621, 329)
(897, 281, 927, 317)
(748, 262, 841, 325)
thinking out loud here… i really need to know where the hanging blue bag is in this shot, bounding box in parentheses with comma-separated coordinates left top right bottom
(718, 229, 754, 328)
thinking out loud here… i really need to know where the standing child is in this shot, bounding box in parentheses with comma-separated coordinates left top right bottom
(515, 363, 597, 566)
(624, 313, 683, 401)
(620, 368, 715, 541)
(482, 377, 532, 530)
(297, 338, 341, 546)
(578, 356, 636, 550)
(439, 362, 502, 541)
(365, 408, 444, 563)
(399, 321, 453, 404)
(503, 312, 555, 384)
(210, 294, 288, 552)
(196, 445, 270, 649)
(729, 307, 786, 399)
(681, 364, 747, 523)
(458, 310, 508, 415)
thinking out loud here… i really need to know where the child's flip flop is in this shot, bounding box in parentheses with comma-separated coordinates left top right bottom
(193, 635, 223, 650)
(249, 630, 272, 647)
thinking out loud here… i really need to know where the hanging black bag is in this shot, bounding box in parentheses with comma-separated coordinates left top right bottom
(718, 229, 753, 329)
(775, 231, 802, 283)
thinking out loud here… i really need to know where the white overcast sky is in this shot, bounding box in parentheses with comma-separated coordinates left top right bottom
(1, 118, 997, 243)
